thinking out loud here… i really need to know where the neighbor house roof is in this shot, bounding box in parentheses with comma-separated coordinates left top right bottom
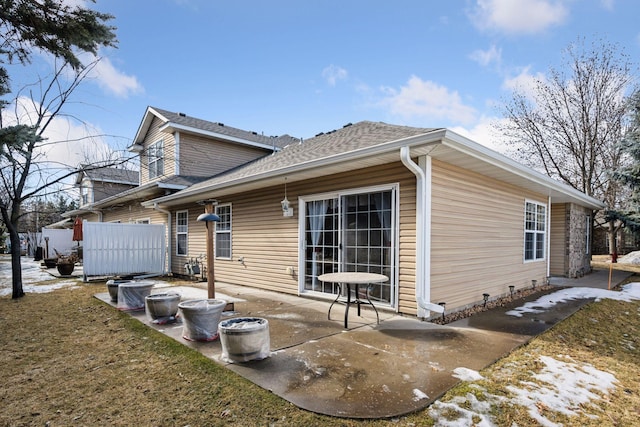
(144, 120, 606, 211)
(129, 106, 299, 152)
(75, 167, 139, 186)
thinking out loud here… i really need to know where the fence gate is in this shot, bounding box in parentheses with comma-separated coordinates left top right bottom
(83, 222, 166, 280)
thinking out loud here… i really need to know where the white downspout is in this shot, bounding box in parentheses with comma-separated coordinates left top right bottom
(400, 147, 443, 317)
(546, 195, 551, 279)
(153, 203, 172, 275)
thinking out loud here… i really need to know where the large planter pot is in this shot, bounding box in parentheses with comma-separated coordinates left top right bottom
(56, 263, 75, 276)
(178, 299, 227, 342)
(116, 281, 155, 311)
(219, 317, 270, 363)
(43, 258, 57, 269)
(145, 292, 181, 322)
(106, 279, 136, 303)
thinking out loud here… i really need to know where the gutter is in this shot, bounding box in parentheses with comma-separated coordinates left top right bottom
(152, 203, 172, 275)
(400, 146, 444, 317)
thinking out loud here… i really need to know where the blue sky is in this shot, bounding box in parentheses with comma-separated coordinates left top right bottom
(6, 0, 640, 173)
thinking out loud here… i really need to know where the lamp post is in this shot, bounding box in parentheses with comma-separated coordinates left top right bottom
(197, 204, 220, 299)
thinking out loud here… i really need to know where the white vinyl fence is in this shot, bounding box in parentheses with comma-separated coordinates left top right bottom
(83, 222, 166, 280)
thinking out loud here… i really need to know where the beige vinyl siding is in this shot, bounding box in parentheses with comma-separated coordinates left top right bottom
(177, 162, 418, 303)
(140, 116, 175, 185)
(430, 159, 547, 311)
(100, 202, 166, 225)
(178, 134, 271, 177)
(549, 203, 567, 276)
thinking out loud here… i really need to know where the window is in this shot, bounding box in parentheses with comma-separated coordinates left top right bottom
(80, 186, 89, 205)
(148, 139, 164, 179)
(524, 201, 546, 261)
(215, 204, 231, 259)
(136, 218, 151, 224)
(585, 214, 591, 255)
(176, 210, 188, 256)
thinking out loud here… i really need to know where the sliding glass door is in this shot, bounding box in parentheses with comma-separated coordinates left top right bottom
(301, 186, 396, 307)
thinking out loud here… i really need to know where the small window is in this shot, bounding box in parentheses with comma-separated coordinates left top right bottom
(585, 214, 591, 255)
(215, 204, 231, 259)
(148, 139, 164, 179)
(524, 201, 546, 261)
(176, 210, 188, 256)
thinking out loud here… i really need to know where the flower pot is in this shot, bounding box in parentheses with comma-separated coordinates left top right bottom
(106, 279, 136, 303)
(145, 292, 181, 322)
(56, 263, 75, 276)
(178, 299, 227, 342)
(116, 281, 155, 311)
(219, 317, 270, 362)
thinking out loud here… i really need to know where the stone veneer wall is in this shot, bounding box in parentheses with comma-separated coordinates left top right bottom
(566, 203, 592, 278)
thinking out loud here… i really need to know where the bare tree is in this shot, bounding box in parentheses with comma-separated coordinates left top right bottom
(498, 38, 638, 258)
(1, 60, 134, 298)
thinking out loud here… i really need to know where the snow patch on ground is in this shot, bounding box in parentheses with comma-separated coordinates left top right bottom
(0, 257, 81, 296)
(431, 355, 617, 426)
(506, 283, 640, 317)
(452, 367, 484, 382)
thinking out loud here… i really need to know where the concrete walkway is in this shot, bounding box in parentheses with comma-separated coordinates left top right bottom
(94, 268, 634, 419)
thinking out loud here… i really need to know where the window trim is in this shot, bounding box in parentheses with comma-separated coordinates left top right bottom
(215, 204, 232, 259)
(148, 139, 164, 179)
(176, 210, 188, 256)
(524, 200, 547, 262)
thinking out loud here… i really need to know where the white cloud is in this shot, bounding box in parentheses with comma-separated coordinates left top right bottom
(3, 96, 114, 173)
(470, 0, 569, 34)
(79, 53, 143, 98)
(322, 64, 348, 87)
(450, 115, 510, 153)
(502, 66, 546, 99)
(469, 44, 502, 67)
(379, 75, 477, 126)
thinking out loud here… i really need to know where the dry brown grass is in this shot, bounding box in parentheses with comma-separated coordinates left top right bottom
(2, 266, 640, 426)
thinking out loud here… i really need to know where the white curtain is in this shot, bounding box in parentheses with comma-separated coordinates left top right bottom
(309, 200, 328, 291)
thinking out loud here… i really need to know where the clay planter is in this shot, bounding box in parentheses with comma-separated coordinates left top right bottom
(56, 262, 75, 276)
(116, 281, 155, 311)
(178, 299, 227, 341)
(219, 317, 270, 362)
(145, 292, 181, 321)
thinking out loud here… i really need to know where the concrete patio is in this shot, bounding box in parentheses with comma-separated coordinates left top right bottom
(94, 268, 633, 419)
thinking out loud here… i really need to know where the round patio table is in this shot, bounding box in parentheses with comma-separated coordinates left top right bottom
(318, 272, 388, 328)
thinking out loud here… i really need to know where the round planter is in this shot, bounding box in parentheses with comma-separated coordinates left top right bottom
(178, 299, 227, 342)
(43, 258, 57, 269)
(106, 279, 136, 303)
(116, 281, 155, 311)
(219, 317, 270, 362)
(145, 292, 181, 321)
(56, 263, 75, 276)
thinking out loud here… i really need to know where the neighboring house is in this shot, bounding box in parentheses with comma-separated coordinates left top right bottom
(67, 107, 605, 319)
(76, 166, 139, 207)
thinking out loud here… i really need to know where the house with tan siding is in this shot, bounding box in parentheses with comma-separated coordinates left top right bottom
(69, 107, 604, 319)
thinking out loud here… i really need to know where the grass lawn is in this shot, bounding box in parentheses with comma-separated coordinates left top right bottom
(1, 264, 639, 426)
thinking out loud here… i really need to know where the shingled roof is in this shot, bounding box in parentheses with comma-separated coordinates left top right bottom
(159, 120, 439, 199)
(77, 167, 139, 185)
(132, 106, 299, 150)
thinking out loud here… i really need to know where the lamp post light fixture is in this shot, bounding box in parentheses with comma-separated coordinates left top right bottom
(197, 208, 220, 299)
(509, 285, 515, 298)
(483, 293, 490, 308)
(531, 279, 537, 289)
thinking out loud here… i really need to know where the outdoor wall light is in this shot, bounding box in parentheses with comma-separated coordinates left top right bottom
(281, 177, 294, 217)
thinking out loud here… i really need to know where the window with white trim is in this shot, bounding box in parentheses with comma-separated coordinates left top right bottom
(215, 204, 231, 259)
(585, 214, 591, 255)
(148, 139, 164, 179)
(524, 201, 546, 261)
(176, 210, 188, 256)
